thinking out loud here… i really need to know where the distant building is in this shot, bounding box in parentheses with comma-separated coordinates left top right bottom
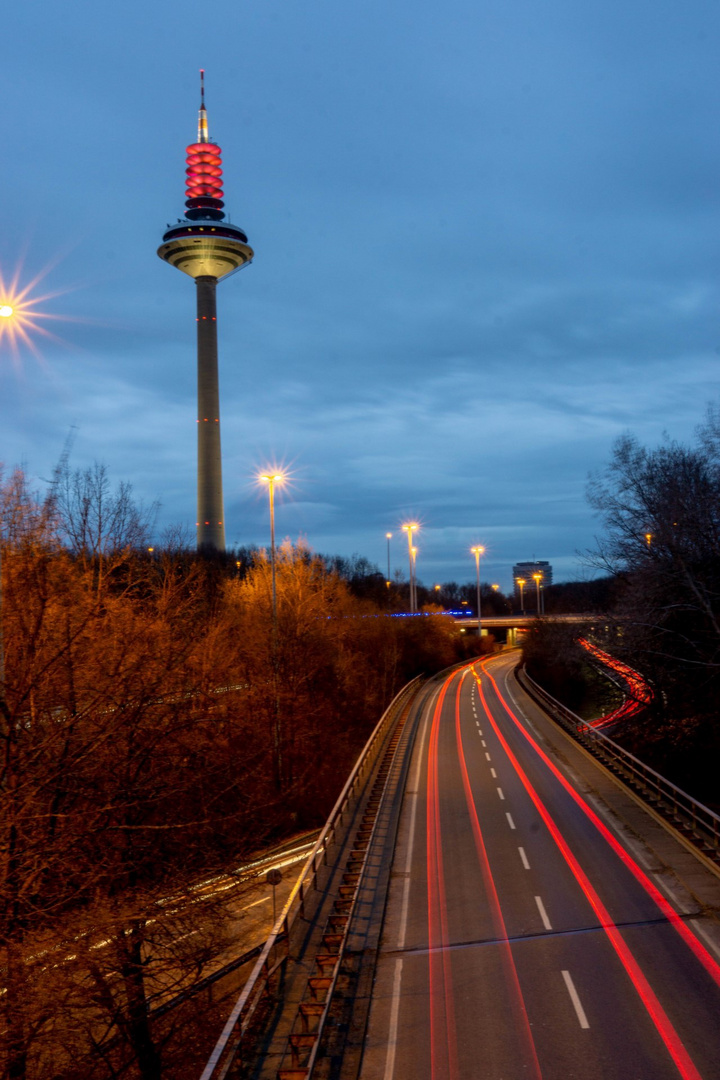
(512, 561, 553, 592)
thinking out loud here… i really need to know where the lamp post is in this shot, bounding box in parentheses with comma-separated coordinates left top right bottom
(516, 577, 526, 615)
(411, 547, 418, 609)
(260, 473, 284, 625)
(385, 532, 392, 588)
(532, 572, 543, 616)
(260, 472, 285, 792)
(471, 546, 485, 638)
(402, 523, 419, 612)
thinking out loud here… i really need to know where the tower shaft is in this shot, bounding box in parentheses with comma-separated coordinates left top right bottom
(196, 276, 225, 551)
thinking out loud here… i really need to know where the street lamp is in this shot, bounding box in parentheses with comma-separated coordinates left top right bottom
(259, 473, 285, 625)
(411, 546, 418, 609)
(532, 572, 543, 616)
(401, 523, 419, 612)
(385, 532, 392, 588)
(471, 546, 485, 638)
(516, 577, 526, 615)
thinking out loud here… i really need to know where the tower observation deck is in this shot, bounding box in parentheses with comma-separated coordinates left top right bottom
(157, 71, 253, 552)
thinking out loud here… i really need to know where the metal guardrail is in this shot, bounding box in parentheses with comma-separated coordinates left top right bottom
(278, 684, 415, 1079)
(518, 665, 720, 861)
(199, 675, 423, 1080)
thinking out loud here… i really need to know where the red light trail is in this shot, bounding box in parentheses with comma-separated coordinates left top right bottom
(579, 638, 653, 728)
(452, 673, 543, 1080)
(473, 659, 719, 1079)
(479, 659, 720, 990)
(426, 674, 459, 1080)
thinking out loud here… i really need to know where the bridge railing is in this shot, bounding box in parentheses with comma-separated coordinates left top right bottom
(518, 666, 720, 862)
(199, 674, 422, 1080)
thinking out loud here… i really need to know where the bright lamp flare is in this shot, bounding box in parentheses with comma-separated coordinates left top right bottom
(255, 464, 295, 499)
(0, 260, 76, 370)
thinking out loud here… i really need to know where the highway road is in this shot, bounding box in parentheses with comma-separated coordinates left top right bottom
(359, 653, 720, 1080)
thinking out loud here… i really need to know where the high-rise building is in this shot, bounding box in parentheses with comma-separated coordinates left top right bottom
(158, 72, 253, 551)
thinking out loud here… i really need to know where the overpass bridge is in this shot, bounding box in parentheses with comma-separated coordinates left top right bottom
(449, 612, 596, 644)
(201, 655, 720, 1080)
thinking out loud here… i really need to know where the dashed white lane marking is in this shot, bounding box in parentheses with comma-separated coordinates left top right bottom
(535, 895, 552, 930)
(506, 813, 516, 830)
(562, 970, 590, 1029)
(485, 752, 491, 761)
(496, 655, 720, 961)
(490, 768, 497, 778)
(481, 740, 487, 747)
(518, 847, 530, 870)
(497, 787, 505, 800)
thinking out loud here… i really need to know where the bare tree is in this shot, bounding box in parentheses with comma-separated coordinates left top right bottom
(586, 426, 720, 725)
(51, 460, 157, 595)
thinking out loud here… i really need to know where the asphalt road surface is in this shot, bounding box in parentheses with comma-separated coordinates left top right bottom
(359, 653, 720, 1080)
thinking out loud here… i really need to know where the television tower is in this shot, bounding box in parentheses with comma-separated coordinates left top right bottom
(157, 71, 253, 552)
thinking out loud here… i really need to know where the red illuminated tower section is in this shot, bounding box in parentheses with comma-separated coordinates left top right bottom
(157, 72, 253, 552)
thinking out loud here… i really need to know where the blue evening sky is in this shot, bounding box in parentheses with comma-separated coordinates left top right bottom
(1, 0, 718, 589)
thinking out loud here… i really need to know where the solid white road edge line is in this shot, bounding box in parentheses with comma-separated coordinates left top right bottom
(384, 959, 404, 1080)
(385, 682, 437, 1080)
(398, 693, 434, 950)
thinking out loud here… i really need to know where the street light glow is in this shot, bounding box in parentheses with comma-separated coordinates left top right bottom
(0, 259, 81, 370)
